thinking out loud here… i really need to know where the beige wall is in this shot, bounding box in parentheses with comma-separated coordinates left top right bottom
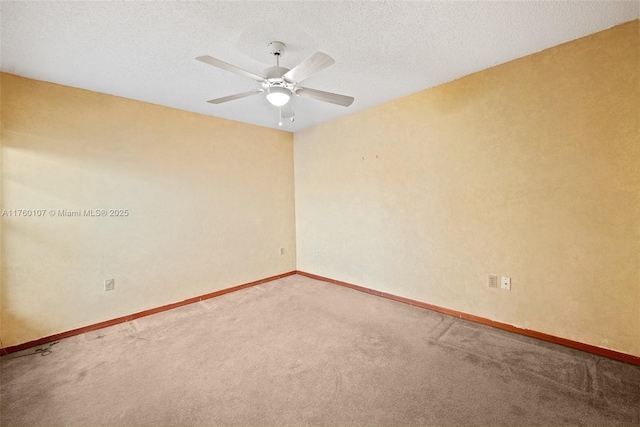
(0, 74, 296, 347)
(0, 76, 4, 347)
(295, 21, 640, 356)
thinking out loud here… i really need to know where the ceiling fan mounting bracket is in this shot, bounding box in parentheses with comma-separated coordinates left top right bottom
(268, 41, 286, 57)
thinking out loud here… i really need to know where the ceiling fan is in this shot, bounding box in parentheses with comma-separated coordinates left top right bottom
(196, 42, 354, 126)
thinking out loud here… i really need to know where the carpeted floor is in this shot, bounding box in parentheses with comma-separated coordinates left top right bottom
(1, 274, 638, 426)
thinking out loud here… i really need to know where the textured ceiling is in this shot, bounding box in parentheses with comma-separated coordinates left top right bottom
(1, 1, 638, 132)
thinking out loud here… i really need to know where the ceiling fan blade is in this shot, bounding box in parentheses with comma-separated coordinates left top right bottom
(283, 52, 335, 83)
(281, 102, 294, 119)
(206, 90, 262, 104)
(296, 87, 354, 107)
(196, 55, 264, 82)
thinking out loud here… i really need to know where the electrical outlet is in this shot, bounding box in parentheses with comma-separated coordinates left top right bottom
(501, 276, 511, 291)
(488, 275, 498, 288)
(104, 279, 114, 291)
(279, 247, 285, 256)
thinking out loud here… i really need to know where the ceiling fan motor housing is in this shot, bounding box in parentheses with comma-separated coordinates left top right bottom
(264, 66, 289, 81)
(263, 66, 295, 93)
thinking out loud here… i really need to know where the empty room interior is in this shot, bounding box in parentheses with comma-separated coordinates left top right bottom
(1, 1, 639, 426)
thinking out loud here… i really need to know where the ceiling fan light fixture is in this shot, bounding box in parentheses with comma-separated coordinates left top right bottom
(266, 86, 290, 106)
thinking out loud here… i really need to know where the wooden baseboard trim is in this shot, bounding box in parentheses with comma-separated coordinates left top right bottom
(1, 271, 297, 356)
(296, 271, 640, 366)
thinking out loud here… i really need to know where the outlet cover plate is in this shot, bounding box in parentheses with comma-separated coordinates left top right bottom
(501, 276, 511, 290)
(488, 275, 498, 288)
(104, 279, 114, 291)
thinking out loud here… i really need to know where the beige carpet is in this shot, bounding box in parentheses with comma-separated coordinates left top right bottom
(1, 274, 638, 426)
